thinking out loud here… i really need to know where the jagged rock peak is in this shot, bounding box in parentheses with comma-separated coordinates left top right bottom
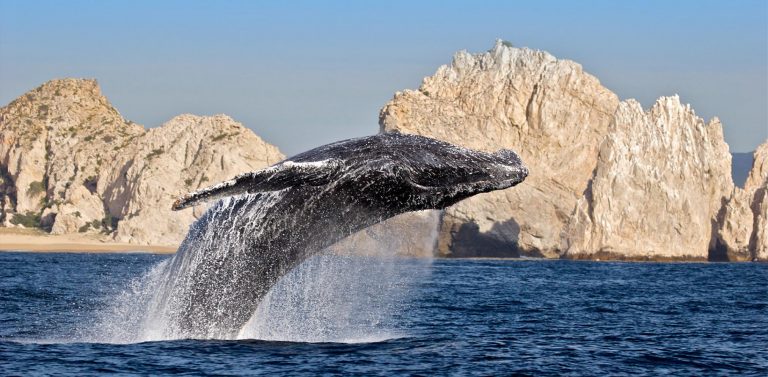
(717, 141, 768, 261)
(0, 78, 145, 229)
(745, 142, 768, 191)
(443, 39, 559, 75)
(2, 78, 130, 124)
(33, 77, 100, 94)
(565, 95, 733, 260)
(380, 40, 620, 257)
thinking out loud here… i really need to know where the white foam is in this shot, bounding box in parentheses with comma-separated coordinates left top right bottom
(84, 213, 434, 345)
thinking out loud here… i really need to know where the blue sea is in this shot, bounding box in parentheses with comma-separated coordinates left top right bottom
(1, 251, 766, 376)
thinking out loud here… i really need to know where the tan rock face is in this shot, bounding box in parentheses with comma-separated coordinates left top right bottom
(380, 40, 619, 257)
(108, 114, 283, 246)
(754, 190, 768, 260)
(0, 79, 283, 246)
(746, 143, 768, 260)
(714, 141, 768, 261)
(716, 188, 755, 261)
(0, 79, 143, 230)
(50, 185, 107, 234)
(380, 41, 755, 261)
(744, 143, 768, 192)
(564, 97, 734, 260)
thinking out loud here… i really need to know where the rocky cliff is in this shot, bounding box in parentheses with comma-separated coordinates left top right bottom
(380, 40, 764, 260)
(749, 144, 768, 260)
(3, 46, 764, 261)
(564, 97, 733, 260)
(0, 79, 283, 246)
(380, 40, 619, 257)
(716, 142, 768, 261)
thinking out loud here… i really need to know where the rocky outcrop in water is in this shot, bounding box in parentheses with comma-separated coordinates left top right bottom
(564, 97, 733, 260)
(716, 188, 757, 261)
(380, 40, 763, 260)
(751, 144, 768, 260)
(716, 142, 768, 261)
(380, 40, 619, 257)
(3, 44, 763, 261)
(0, 79, 283, 246)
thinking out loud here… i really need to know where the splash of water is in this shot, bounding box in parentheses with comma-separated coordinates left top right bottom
(88, 202, 437, 344)
(238, 254, 428, 343)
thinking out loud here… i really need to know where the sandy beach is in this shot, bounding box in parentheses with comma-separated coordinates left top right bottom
(0, 228, 177, 254)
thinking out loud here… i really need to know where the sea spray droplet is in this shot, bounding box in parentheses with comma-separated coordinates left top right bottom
(237, 254, 431, 343)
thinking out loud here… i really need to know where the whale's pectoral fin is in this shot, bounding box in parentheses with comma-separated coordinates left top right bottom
(171, 159, 341, 211)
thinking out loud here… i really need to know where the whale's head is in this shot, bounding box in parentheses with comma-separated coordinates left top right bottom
(367, 133, 529, 210)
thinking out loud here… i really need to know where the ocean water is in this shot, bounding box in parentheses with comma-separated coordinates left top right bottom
(0, 252, 766, 376)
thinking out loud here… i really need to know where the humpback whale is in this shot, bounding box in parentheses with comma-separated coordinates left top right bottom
(147, 132, 527, 339)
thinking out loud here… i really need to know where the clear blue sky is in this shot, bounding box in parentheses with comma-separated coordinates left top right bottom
(1, 0, 766, 155)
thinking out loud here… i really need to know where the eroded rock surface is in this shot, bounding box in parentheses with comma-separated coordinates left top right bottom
(746, 143, 768, 260)
(564, 97, 733, 260)
(0, 79, 283, 246)
(0, 79, 144, 232)
(716, 187, 756, 261)
(380, 41, 760, 261)
(714, 142, 768, 261)
(380, 40, 619, 257)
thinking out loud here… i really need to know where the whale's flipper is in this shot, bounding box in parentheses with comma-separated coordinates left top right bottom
(172, 159, 341, 211)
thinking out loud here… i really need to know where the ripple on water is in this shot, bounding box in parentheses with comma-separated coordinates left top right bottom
(1, 254, 767, 375)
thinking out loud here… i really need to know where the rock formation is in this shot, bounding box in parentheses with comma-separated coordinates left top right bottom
(3, 44, 763, 261)
(380, 40, 619, 257)
(0, 79, 283, 246)
(564, 97, 733, 260)
(105, 114, 283, 245)
(380, 40, 762, 261)
(749, 143, 768, 260)
(716, 187, 756, 260)
(717, 142, 768, 260)
(0, 79, 144, 231)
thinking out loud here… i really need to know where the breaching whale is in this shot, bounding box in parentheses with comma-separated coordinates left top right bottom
(147, 132, 528, 339)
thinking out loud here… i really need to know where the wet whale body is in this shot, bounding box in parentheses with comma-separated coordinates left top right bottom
(146, 132, 528, 339)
